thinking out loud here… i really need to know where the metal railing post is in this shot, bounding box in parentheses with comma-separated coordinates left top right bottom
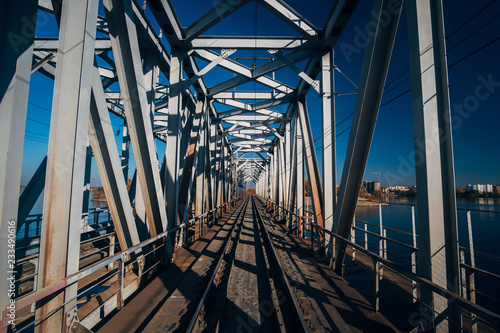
(351, 217, 356, 261)
(460, 250, 467, 299)
(108, 234, 116, 271)
(383, 228, 387, 260)
(364, 222, 368, 250)
(467, 210, 477, 333)
(411, 205, 417, 303)
(374, 257, 380, 312)
(379, 203, 384, 278)
(117, 254, 126, 310)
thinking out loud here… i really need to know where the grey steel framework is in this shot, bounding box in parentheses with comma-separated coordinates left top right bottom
(0, 0, 478, 332)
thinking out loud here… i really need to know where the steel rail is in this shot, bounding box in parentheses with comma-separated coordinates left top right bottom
(186, 196, 250, 332)
(252, 196, 309, 332)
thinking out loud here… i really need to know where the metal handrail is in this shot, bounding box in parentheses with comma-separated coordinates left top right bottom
(380, 201, 500, 214)
(324, 228, 500, 328)
(354, 219, 416, 238)
(261, 196, 500, 330)
(351, 226, 418, 251)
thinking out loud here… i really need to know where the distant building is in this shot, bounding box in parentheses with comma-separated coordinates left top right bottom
(366, 181, 380, 194)
(387, 185, 410, 192)
(467, 184, 489, 193)
(494, 185, 500, 195)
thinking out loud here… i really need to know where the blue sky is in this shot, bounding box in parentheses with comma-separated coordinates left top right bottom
(21, 0, 500, 188)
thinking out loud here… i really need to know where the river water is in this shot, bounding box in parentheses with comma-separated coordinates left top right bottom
(351, 197, 500, 329)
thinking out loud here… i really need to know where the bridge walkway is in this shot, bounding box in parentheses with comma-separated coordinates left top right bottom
(96, 196, 398, 332)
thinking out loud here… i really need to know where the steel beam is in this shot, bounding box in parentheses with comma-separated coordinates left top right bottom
(285, 122, 291, 215)
(273, 147, 279, 207)
(104, 0, 167, 239)
(147, 0, 210, 99)
(0, 1, 38, 323)
(208, 123, 217, 212)
(17, 157, 47, 232)
(276, 0, 360, 135)
(36, 0, 98, 331)
(322, 50, 336, 254)
(333, 0, 402, 275)
(256, 0, 317, 39)
(407, 0, 460, 330)
(297, 101, 324, 239)
(219, 108, 284, 119)
(216, 131, 223, 210)
(279, 137, 287, 220)
(145, 0, 183, 45)
(196, 109, 207, 218)
(287, 122, 298, 228)
(194, 49, 295, 94)
(165, 48, 184, 241)
(222, 114, 282, 122)
(191, 36, 310, 50)
(213, 91, 288, 100)
(89, 67, 141, 250)
(296, 121, 304, 220)
(34, 38, 112, 51)
(178, 98, 206, 224)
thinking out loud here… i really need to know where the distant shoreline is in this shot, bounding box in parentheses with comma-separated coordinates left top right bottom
(357, 197, 389, 207)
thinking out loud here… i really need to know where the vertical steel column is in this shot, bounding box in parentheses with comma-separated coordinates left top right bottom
(279, 138, 286, 220)
(407, 0, 460, 330)
(285, 122, 291, 215)
(196, 103, 207, 224)
(104, 0, 167, 238)
(208, 123, 217, 214)
(216, 131, 223, 212)
(0, 0, 38, 321)
(273, 146, 279, 208)
(223, 144, 229, 205)
(333, 0, 402, 275)
(269, 154, 274, 203)
(266, 165, 270, 201)
(165, 47, 184, 240)
(296, 119, 304, 223)
(287, 122, 298, 228)
(143, 53, 159, 119)
(297, 100, 324, 240)
(36, 0, 99, 331)
(322, 50, 337, 254)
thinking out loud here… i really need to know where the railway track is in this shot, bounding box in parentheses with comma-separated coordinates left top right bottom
(187, 195, 308, 333)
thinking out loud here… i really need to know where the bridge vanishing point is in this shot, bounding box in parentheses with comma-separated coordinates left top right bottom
(1, 0, 499, 332)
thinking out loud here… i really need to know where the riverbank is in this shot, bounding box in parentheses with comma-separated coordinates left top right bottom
(357, 197, 389, 207)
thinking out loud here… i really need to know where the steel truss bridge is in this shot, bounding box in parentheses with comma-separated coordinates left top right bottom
(1, 0, 499, 332)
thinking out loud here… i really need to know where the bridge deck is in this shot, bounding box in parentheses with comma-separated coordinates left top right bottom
(259, 201, 398, 333)
(97, 197, 398, 332)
